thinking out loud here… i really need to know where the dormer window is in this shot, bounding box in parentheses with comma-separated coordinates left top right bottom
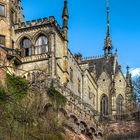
(0, 4, 5, 16)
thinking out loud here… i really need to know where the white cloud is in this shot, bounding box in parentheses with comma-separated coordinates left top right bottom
(130, 68, 140, 77)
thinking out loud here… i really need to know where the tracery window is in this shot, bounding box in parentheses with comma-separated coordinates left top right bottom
(20, 37, 32, 57)
(100, 95, 108, 115)
(35, 35, 48, 54)
(116, 95, 124, 114)
(0, 4, 5, 16)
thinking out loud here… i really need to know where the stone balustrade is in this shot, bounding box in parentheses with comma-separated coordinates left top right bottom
(21, 54, 49, 63)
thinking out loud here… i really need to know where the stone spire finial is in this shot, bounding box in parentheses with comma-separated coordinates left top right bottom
(62, 0, 68, 19)
(126, 65, 130, 78)
(115, 48, 118, 55)
(126, 65, 130, 72)
(104, 0, 113, 55)
(62, 0, 69, 40)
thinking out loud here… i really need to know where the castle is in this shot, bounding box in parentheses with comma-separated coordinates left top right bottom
(0, 0, 136, 137)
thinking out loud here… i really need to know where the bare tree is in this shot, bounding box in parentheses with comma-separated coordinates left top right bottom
(133, 75, 140, 110)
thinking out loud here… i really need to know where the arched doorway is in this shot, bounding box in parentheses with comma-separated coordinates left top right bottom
(100, 95, 108, 115)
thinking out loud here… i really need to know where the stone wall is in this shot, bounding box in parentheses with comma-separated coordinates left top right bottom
(104, 120, 140, 140)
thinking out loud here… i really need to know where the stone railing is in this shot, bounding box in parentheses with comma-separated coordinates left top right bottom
(6, 48, 49, 64)
(6, 48, 21, 61)
(99, 111, 140, 123)
(21, 54, 49, 63)
(113, 111, 140, 121)
(82, 55, 105, 61)
(51, 80, 101, 128)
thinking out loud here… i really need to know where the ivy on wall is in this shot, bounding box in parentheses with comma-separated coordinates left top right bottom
(0, 75, 67, 140)
(0, 73, 28, 102)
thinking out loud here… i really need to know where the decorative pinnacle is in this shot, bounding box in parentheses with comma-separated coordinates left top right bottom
(126, 65, 130, 73)
(62, 0, 69, 18)
(126, 65, 130, 78)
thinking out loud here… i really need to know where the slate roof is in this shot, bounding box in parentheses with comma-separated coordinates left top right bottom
(81, 55, 120, 80)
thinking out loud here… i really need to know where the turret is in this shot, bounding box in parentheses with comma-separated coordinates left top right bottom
(62, 0, 69, 41)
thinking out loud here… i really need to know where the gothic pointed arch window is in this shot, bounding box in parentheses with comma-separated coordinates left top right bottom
(100, 95, 108, 115)
(20, 37, 32, 57)
(116, 94, 124, 114)
(35, 35, 48, 54)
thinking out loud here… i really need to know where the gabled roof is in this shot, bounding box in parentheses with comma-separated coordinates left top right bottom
(81, 55, 120, 80)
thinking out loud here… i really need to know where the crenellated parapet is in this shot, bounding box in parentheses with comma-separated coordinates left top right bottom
(14, 16, 65, 38)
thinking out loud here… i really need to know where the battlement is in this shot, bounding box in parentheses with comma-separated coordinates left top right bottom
(14, 16, 62, 31)
(14, 16, 54, 29)
(14, 16, 65, 38)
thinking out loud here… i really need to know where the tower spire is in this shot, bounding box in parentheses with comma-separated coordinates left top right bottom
(104, 0, 112, 55)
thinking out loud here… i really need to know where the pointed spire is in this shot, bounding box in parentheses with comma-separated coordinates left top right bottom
(106, 0, 110, 37)
(104, 0, 113, 55)
(62, 0, 69, 40)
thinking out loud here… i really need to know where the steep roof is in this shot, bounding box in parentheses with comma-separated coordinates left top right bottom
(81, 55, 120, 80)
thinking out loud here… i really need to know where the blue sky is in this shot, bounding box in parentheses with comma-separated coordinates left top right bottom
(22, 0, 140, 73)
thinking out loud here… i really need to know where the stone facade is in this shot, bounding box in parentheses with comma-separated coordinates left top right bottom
(0, 0, 135, 138)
